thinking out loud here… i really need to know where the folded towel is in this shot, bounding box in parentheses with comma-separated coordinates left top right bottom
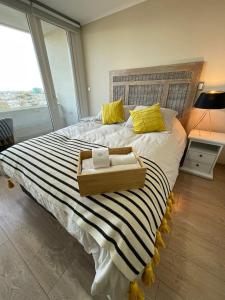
(92, 148, 110, 169)
(110, 152, 137, 166)
(82, 163, 140, 175)
(82, 152, 138, 172)
(82, 158, 94, 170)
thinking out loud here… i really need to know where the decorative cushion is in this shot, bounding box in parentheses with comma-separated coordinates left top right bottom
(102, 100, 125, 124)
(125, 105, 178, 132)
(96, 104, 135, 122)
(129, 103, 166, 133)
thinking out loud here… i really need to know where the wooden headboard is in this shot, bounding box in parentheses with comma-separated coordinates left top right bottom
(109, 62, 204, 121)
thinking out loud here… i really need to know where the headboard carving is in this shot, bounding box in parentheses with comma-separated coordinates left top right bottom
(110, 62, 204, 121)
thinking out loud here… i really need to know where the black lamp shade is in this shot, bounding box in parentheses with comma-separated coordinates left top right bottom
(194, 91, 225, 109)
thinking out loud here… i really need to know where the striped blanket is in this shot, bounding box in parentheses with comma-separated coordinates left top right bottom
(0, 132, 170, 281)
(0, 118, 14, 152)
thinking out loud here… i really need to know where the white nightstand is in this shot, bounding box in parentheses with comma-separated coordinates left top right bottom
(180, 129, 225, 180)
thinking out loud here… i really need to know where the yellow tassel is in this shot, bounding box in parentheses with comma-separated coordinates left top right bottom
(8, 179, 15, 189)
(169, 192, 176, 204)
(141, 262, 155, 287)
(165, 206, 171, 220)
(155, 230, 165, 248)
(128, 280, 144, 300)
(167, 198, 173, 211)
(152, 247, 160, 266)
(159, 218, 171, 234)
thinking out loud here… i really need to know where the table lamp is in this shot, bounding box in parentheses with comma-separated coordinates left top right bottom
(193, 91, 225, 132)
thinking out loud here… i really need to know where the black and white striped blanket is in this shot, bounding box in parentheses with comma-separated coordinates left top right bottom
(0, 118, 14, 151)
(0, 132, 170, 281)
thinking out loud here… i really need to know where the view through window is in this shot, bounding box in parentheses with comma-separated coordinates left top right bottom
(0, 24, 46, 111)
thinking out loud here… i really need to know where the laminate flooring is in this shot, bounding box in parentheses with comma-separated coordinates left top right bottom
(0, 165, 225, 300)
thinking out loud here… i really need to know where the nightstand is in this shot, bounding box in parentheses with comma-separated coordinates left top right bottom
(180, 129, 225, 180)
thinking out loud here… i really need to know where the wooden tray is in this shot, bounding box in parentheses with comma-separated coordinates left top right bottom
(77, 147, 146, 196)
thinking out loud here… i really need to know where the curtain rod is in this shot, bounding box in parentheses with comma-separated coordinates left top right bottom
(29, 0, 80, 27)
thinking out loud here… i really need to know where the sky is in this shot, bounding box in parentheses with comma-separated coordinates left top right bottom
(0, 25, 43, 91)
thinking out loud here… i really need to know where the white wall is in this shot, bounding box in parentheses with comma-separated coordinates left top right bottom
(81, 0, 225, 163)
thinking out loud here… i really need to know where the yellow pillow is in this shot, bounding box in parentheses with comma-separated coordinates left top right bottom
(102, 100, 125, 124)
(130, 104, 166, 133)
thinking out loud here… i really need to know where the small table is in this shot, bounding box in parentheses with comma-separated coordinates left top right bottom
(180, 129, 225, 180)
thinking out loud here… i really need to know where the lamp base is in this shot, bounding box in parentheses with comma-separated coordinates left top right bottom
(193, 110, 212, 134)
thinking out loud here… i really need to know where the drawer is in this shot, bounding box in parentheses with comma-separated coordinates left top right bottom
(183, 160, 212, 174)
(186, 150, 216, 164)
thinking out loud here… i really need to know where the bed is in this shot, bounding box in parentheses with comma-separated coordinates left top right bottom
(0, 62, 203, 300)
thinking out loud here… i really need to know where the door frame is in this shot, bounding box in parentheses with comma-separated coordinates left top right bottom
(27, 14, 63, 130)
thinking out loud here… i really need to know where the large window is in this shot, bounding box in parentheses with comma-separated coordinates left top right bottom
(0, 1, 87, 142)
(0, 4, 53, 141)
(0, 25, 46, 111)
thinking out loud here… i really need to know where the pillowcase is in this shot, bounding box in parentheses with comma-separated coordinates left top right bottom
(125, 105, 178, 132)
(123, 105, 136, 120)
(160, 107, 178, 131)
(102, 99, 125, 124)
(96, 104, 135, 122)
(130, 104, 166, 134)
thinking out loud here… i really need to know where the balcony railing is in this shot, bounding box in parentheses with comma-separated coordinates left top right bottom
(0, 105, 53, 142)
(0, 91, 77, 142)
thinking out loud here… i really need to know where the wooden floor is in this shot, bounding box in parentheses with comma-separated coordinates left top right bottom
(0, 164, 225, 300)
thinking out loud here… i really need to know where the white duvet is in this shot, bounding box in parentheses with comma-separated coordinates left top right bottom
(55, 118, 186, 300)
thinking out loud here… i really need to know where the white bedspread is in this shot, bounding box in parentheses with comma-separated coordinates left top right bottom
(58, 118, 186, 189)
(55, 118, 186, 299)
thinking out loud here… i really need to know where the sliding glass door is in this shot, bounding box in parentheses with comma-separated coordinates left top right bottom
(0, 3, 53, 142)
(0, 1, 86, 143)
(41, 21, 79, 127)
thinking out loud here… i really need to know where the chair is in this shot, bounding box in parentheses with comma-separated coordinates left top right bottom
(0, 118, 14, 152)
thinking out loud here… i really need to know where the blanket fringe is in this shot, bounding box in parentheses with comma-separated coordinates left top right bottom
(152, 247, 160, 266)
(159, 217, 171, 234)
(141, 262, 155, 286)
(165, 206, 171, 220)
(135, 191, 175, 299)
(169, 192, 176, 204)
(155, 230, 165, 248)
(167, 198, 173, 211)
(8, 178, 15, 189)
(128, 281, 144, 300)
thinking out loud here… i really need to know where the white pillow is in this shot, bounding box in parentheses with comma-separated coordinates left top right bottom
(95, 110, 102, 121)
(125, 106, 146, 128)
(125, 105, 178, 132)
(160, 107, 178, 131)
(95, 104, 136, 122)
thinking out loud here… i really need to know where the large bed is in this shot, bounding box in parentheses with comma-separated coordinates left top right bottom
(0, 62, 203, 300)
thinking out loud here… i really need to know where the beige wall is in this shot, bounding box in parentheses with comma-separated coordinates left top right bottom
(82, 0, 225, 163)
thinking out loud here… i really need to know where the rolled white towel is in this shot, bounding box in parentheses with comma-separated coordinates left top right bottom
(82, 158, 94, 170)
(110, 152, 137, 166)
(92, 148, 110, 169)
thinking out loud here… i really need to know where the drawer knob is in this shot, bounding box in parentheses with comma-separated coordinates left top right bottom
(196, 163, 199, 167)
(199, 154, 203, 157)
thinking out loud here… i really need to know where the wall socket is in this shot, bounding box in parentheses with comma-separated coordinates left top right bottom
(87, 87, 91, 92)
(198, 82, 205, 90)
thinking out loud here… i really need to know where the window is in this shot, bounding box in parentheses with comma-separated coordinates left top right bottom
(0, 1, 88, 142)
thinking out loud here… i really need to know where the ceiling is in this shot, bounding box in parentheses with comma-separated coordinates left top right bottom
(38, 0, 147, 25)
